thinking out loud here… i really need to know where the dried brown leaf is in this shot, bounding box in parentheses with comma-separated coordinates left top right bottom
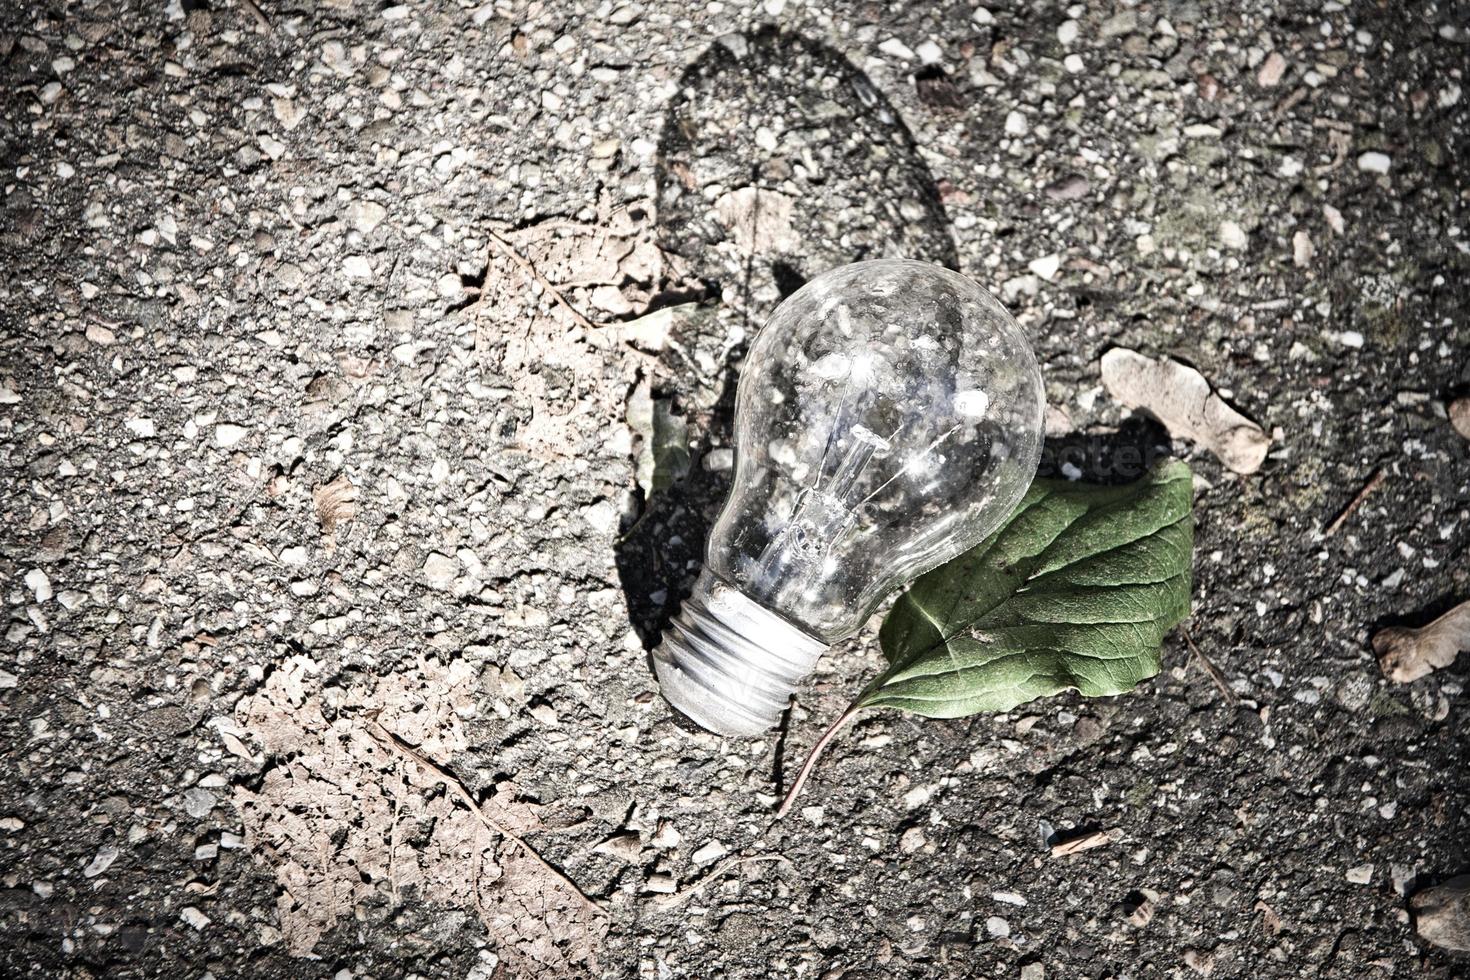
(712, 186, 799, 254)
(1184, 949, 1216, 976)
(312, 475, 357, 537)
(1412, 874, 1470, 952)
(1450, 397, 1470, 440)
(468, 202, 659, 459)
(1254, 899, 1284, 936)
(1101, 348, 1270, 474)
(231, 654, 604, 974)
(1373, 599, 1470, 683)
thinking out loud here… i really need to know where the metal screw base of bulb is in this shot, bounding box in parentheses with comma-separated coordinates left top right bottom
(653, 570, 828, 737)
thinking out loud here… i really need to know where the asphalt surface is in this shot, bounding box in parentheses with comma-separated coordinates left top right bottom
(1, 1, 1467, 977)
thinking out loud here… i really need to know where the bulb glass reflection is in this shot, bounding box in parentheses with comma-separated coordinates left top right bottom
(654, 259, 1044, 736)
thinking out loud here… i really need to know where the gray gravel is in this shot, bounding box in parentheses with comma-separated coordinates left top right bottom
(2, 0, 1467, 977)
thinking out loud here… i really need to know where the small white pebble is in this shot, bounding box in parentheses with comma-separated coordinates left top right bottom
(24, 569, 52, 603)
(83, 844, 119, 878)
(1028, 253, 1061, 280)
(1323, 203, 1345, 235)
(645, 873, 677, 894)
(214, 423, 248, 448)
(423, 552, 459, 590)
(879, 38, 915, 60)
(1292, 230, 1314, 268)
(1357, 151, 1391, 174)
(903, 785, 933, 810)
(651, 821, 681, 849)
(180, 907, 211, 930)
(691, 840, 728, 865)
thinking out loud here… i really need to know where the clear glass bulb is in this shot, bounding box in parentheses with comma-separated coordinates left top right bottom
(654, 259, 1045, 736)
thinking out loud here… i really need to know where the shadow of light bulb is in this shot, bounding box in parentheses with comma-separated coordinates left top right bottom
(653, 259, 1045, 736)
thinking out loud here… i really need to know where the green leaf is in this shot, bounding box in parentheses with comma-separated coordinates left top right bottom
(862, 461, 1194, 718)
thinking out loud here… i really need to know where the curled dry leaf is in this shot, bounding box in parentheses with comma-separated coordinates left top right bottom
(312, 474, 357, 537)
(1254, 900, 1284, 936)
(713, 186, 800, 255)
(1412, 874, 1470, 952)
(467, 198, 662, 459)
(231, 653, 603, 974)
(1100, 348, 1270, 474)
(1373, 599, 1470, 683)
(1450, 397, 1470, 440)
(1183, 950, 1216, 976)
(1125, 890, 1158, 928)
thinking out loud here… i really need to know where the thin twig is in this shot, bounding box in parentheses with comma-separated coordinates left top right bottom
(1182, 627, 1238, 706)
(387, 758, 404, 903)
(1050, 828, 1121, 857)
(774, 702, 864, 820)
(366, 721, 607, 918)
(1324, 468, 1385, 537)
(655, 854, 791, 909)
(484, 228, 602, 332)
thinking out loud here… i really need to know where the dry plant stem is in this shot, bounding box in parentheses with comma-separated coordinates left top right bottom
(1182, 627, 1238, 706)
(1050, 828, 1121, 857)
(1324, 468, 1385, 536)
(366, 722, 607, 919)
(775, 702, 865, 820)
(484, 228, 601, 332)
(657, 854, 791, 909)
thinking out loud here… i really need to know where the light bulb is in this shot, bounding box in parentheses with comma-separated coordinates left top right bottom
(654, 259, 1045, 736)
